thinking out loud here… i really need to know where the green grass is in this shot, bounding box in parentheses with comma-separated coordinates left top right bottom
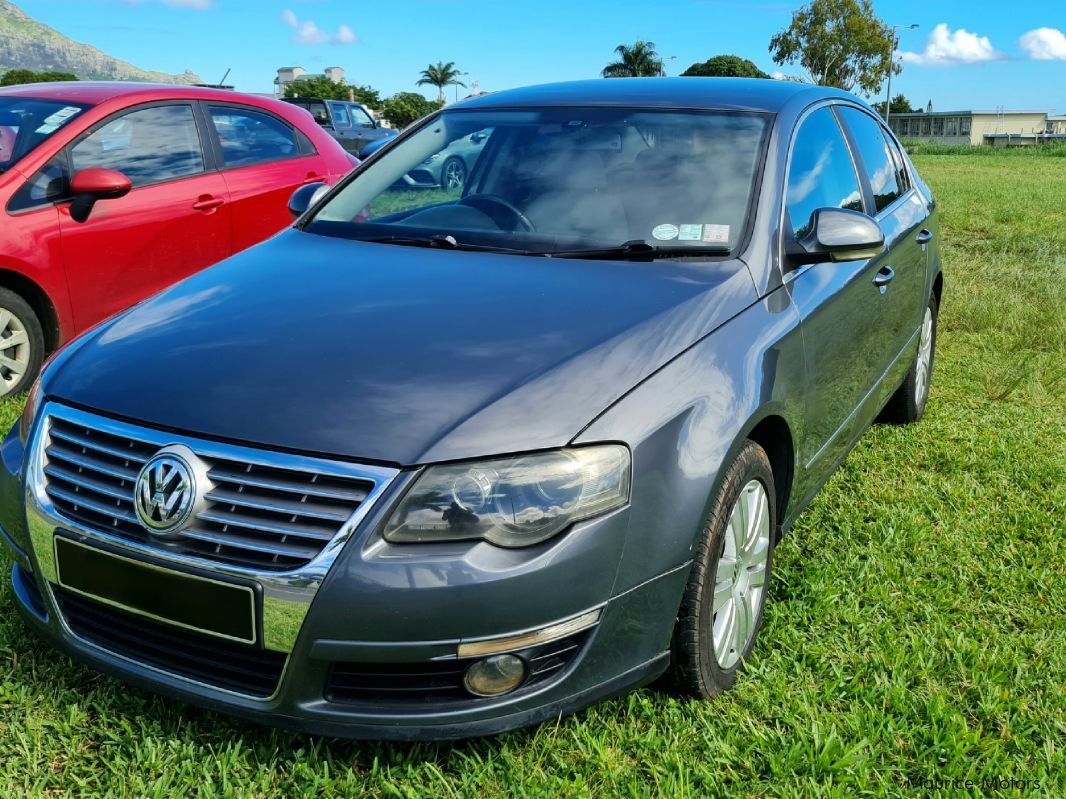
(1, 150, 1064, 798)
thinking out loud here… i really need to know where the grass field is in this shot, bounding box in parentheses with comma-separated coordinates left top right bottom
(1, 150, 1064, 798)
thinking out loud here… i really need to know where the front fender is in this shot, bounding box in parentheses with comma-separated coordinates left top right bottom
(573, 289, 806, 595)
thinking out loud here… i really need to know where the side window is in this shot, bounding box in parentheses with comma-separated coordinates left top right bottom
(349, 106, 375, 128)
(71, 105, 204, 187)
(208, 106, 300, 169)
(8, 152, 71, 213)
(328, 102, 351, 128)
(881, 127, 911, 193)
(785, 107, 863, 238)
(838, 107, 903, 214)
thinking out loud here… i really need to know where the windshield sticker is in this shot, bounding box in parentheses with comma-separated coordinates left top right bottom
(652, 224, 679, 241)
(35, 106, 83, 134)
(678, 224, 703, 242)
(702, 224, 731, 244)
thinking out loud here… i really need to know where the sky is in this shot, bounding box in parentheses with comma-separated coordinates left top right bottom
(14, 0, 1066, 112)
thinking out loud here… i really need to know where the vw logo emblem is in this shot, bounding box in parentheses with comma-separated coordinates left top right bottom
(134, 446, 199, 535)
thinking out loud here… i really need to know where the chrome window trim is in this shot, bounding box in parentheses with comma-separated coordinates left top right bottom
(24, 401, 400, 655)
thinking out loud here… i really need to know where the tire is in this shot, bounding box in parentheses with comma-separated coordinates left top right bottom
(0, 288, 44, 398)
(882, 293, 938, 424)
(441, 157, 466, 191)
(670, 440, 776, 699)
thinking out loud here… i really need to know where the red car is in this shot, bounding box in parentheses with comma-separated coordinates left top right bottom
(0, 82, 355, 396)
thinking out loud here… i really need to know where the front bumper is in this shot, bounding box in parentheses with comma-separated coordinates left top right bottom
(1, 406, 688, 739)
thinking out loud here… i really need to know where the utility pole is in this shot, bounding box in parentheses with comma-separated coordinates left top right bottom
(884, 23, 918, 126)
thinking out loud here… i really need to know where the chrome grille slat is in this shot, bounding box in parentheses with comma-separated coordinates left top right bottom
(46, 484, 140, 525)
(49, 425, 155, 463)
(196, 509, 336, 542)
(203, 487, 351, 523)
(41, 412, 377, 572)
(46, 444, 141, 481)
(208, 468, 368, 503)
(182, 527, 323, 559)
(43, 463, 133, 502)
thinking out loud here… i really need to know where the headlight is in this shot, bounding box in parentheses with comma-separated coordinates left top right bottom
(18, 374, 43, 442)
(383, 445, 631, 547)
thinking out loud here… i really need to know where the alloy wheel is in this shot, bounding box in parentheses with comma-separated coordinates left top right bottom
(712, 479, 771, 669)
(0, 307, 31, 396)
(915, 306, 933, 406)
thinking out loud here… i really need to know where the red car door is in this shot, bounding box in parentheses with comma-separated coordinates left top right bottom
(58, 103, 231, 329)
(204, 103, 329, 253)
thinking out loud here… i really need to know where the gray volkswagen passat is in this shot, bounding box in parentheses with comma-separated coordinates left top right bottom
(1, 79, 941, 740)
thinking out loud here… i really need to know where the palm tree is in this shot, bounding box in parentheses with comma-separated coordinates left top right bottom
(417, 61, 466, 106)
(602, 41, 662, 78)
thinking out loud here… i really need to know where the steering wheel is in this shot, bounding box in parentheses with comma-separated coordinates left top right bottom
(459, 194, 536, 232)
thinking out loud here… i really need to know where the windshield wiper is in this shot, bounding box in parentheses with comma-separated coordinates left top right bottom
(356, 234, 529, 254)
(533, 240, 732, 260)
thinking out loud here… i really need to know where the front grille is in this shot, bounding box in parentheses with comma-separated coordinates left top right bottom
(326, 631, 591, 706)
(55, 588, 287, 697)
(42, 414, 375, 571)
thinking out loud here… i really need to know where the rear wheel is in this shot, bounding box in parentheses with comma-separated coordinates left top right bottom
(670, 441, 775, 698)
(0, 288, 44, 398)
(883, 294, 938, 424)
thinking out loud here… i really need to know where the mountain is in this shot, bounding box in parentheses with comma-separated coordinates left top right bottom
(0, 0, 201, 84)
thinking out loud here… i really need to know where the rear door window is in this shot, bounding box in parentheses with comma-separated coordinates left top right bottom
(785, 107, 864, 238)
(71, 104, 204, 187)
(207, 106, 301, 169)
(328, 102, 351, 128)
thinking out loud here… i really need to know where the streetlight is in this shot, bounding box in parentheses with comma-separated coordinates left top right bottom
(884, 24, 918, 126)
(455, 72, 470, 104)
(660, 56, 677, 77)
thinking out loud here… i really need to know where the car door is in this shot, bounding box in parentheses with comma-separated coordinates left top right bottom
(345, 104, 380, 152)
(58, 103, 231, 330)
(204, 103, 329, 253)
(784, 106, 901, 473)
(835, 106, 928, 362)
(326, 101, 360, 153)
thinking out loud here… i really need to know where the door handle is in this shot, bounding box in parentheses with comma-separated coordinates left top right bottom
(302, 173, 326, 185)
(915, 228, 934, 245)
(873, 265, 895, 293)
(192, 196, 225, 212)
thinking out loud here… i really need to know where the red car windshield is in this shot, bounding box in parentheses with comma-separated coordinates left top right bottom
(0, 97, 91, 172)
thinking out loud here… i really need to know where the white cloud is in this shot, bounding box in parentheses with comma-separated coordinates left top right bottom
(1019, 27, 1066, 60)
(161, 0, 212, 7)
(281, 9, 357, 46)
(899, 23, 1003, 66)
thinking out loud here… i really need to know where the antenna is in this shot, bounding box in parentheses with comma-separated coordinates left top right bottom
(218, 68, 231, 88)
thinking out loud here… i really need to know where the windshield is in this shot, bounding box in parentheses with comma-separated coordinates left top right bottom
(0, 97, 90, 172)
(308, 107, 769, 258)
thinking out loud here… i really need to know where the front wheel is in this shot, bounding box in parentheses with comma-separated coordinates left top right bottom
(441, 157, 466, 191)
(882, 293, 938, 424)
(0, 288, 44, 398)
(670, 440, 775, 698)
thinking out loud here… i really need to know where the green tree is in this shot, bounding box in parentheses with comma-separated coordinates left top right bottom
(769, 0, 897, 95)
(283, 76, 347, 101)
(416, 61, 465, 106)
(0, 69, 78, 86)
(381, 91, 438, 129)
(602, 41, 662, 78)
(873, 93, 913, 117)
(682, 55, 769, 78)
(284, 76, 382, 109)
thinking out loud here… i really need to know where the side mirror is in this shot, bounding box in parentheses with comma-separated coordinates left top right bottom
(791, 207, 884, 264)
(288, 182, 329, 218)
(69, 167, 132, 223)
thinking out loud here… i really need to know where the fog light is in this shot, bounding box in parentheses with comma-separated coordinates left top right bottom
(463, 654, 527, 697)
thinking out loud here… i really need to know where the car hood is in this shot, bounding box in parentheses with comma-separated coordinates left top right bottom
(46, 230, 755, 465)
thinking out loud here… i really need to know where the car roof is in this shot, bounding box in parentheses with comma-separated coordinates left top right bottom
(0, 81, 273, 107)
(456, 77, 857, 113)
